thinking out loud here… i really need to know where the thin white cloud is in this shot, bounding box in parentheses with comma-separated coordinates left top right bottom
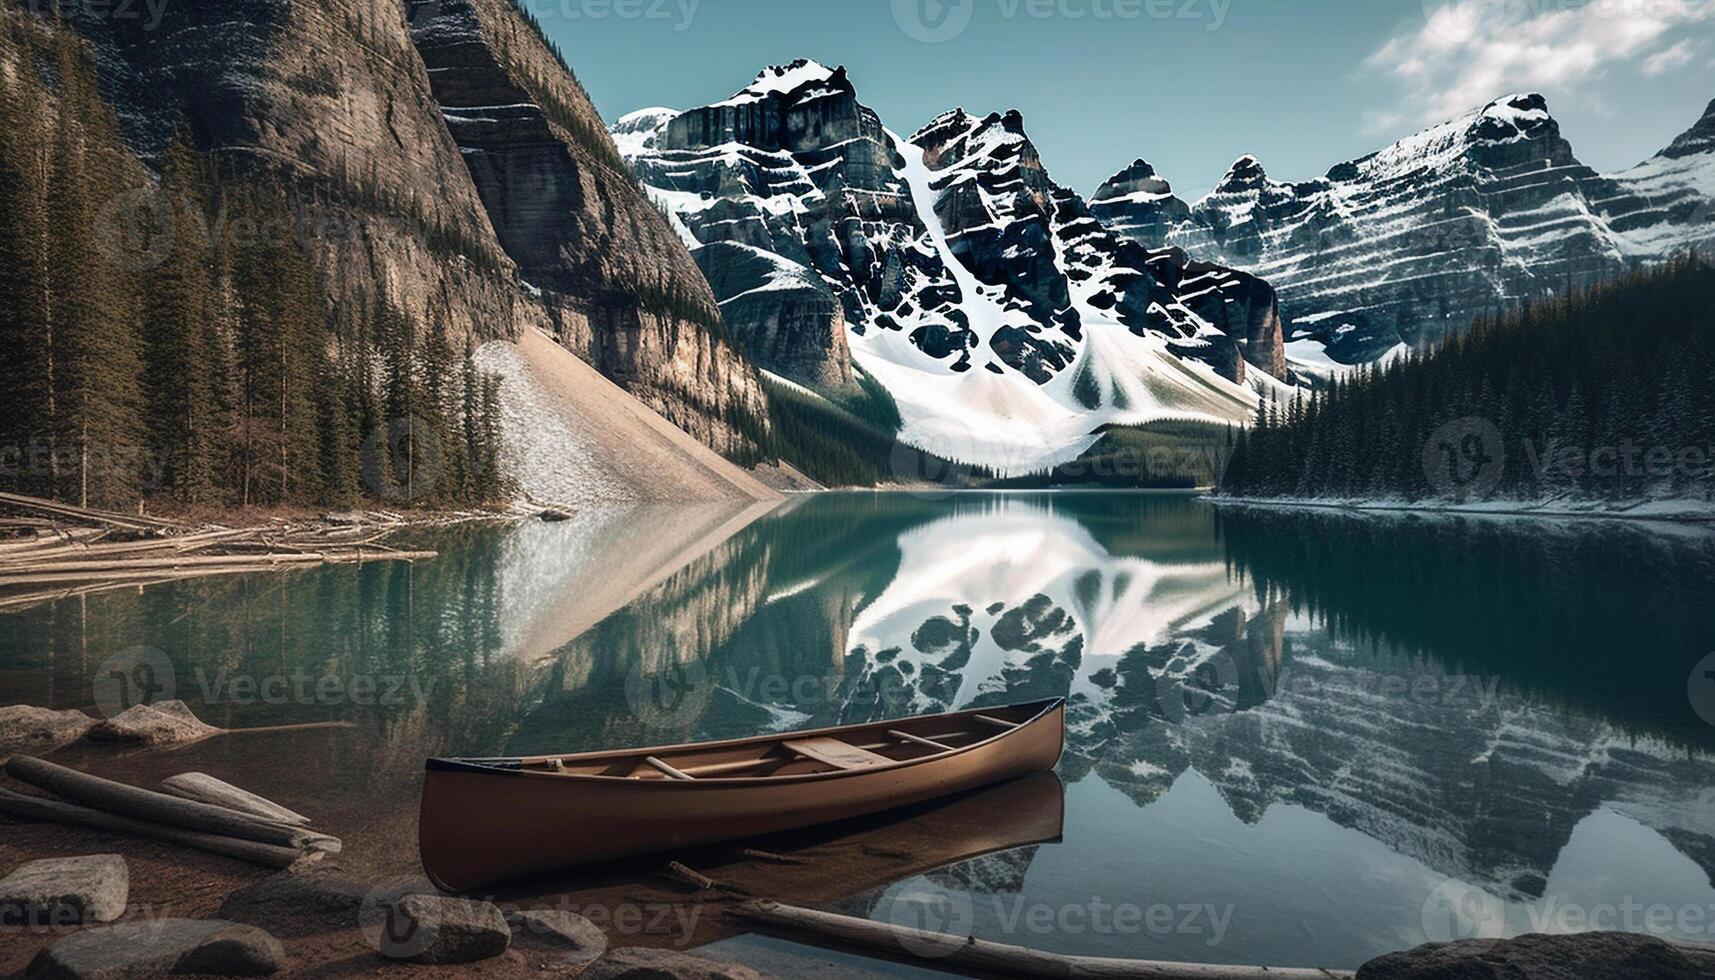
(1642, 38, 1702, 76)
(1365, 0, 1713, 126)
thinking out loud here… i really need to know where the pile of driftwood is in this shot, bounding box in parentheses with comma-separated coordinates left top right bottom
(0, 756, 337, 870)
(0, 491, 441, 611)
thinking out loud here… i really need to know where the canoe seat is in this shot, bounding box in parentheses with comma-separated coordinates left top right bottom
(783, 737, 893, 771)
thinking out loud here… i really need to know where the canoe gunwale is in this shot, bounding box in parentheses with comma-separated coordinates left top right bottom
(425, 698, 1065, 787)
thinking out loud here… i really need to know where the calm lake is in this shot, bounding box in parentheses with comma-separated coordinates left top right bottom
(3, 492, 1715, 973)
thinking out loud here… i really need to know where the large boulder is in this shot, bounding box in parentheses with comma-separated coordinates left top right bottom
(581, 947, 769, 980)
(24, 919, 283, 979)
(0, 854, 128, 926)
(86, 701, 219, 747)
(0, 706, 96, 757)
(1357, 932, 1715, 979)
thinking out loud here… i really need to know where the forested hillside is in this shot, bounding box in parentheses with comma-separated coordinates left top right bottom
(0, 18, 505, 512)
(1221, 257, 1715, 502)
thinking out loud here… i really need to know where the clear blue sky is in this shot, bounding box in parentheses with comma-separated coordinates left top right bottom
(540, 0, 1715, 199)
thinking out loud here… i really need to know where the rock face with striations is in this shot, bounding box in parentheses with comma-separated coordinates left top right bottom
(619, 60, 1286, 474)
(39, 0, 534, 346)
(1095, 93, 1715, 366)
(21, 0, 770, 464)
(408, 0, 770, 459)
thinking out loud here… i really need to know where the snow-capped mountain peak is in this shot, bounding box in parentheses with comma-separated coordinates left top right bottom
(1218, 154, 1268, 188)
(1095, 159, 1177, 201)
(718, 58, 843, 105)
(610, 106, 679, 156)
(1096, 89, 1714, 366)
(617, 62, 1295, 473)
(1660, 96, 1715, 161)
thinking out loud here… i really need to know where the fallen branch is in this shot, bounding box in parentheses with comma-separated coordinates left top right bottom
(6, 756, 335, 852)
(0, 787, 308, 869)
(733, 900, 1354, 979)
(0, 492, 440, 591)
(0, 490, 177, 531)
(662, 860, 722, 892)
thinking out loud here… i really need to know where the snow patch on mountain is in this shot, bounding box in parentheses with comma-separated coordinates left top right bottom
(618, 65, 1281, 474)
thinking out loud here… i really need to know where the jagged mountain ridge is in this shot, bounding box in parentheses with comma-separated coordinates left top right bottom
(1093, 93, 1715, 365)
(618, 60, 1295, 474)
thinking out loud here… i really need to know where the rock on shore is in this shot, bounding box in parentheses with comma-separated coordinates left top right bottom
(24, 918, 283, 979)
(0, 855, 128, 926)
(0, 706, 96, 757)
(581, 947, 769, 980)
(86, 701, 219, 747)
(1357, 932, 1715, 979)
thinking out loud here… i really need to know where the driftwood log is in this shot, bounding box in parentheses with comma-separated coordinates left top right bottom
(734, 900, 1355, 980)
(5, 756, 338, 853)
(0, 490, 446, 611)
(160, 773, 312, 827)
(0, 788, 307, 869)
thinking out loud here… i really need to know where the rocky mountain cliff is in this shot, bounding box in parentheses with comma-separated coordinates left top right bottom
(1094, 93, 1715, 366)
(41, 0, 531, 344)
(408, 0, 769, 459)
(618, 60, 1291, 474)
(19, 0, 769, 464)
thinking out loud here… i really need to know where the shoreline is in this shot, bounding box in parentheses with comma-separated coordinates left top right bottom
(1206, 494, 1715, 527)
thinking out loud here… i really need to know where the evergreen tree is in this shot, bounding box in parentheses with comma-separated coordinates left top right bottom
(46, 31, 146, 508)
(142, 125, 218, 505)
(1219, 259, 1715, 506)
(0, 20, 52, 498)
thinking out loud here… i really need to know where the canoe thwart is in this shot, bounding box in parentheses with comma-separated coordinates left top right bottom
(645, 756, 695, 781)
(973, 714, 1021, 730)
(887, 730, 954, 752)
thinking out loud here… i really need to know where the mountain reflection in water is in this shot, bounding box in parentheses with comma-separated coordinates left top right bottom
(3, 493, 1713, 969)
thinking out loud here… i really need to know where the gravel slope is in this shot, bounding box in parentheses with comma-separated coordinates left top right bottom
(476, 330, 780, 504)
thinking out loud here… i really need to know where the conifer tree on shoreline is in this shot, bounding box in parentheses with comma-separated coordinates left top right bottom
(0, 20, 509, 515)
(1221, 258, 1715, 504)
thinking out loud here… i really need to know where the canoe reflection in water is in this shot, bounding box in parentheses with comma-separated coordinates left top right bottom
(420, 698, 1065, 892)
(448, 769, 1066, 950)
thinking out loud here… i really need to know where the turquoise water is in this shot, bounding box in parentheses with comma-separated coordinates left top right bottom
(3, 493, 1714, 970)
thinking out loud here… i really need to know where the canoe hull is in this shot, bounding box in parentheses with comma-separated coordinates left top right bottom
(419, 700, 1065, 892)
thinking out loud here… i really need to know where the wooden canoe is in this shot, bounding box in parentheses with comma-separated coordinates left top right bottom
(419, 698, 1066, 891)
